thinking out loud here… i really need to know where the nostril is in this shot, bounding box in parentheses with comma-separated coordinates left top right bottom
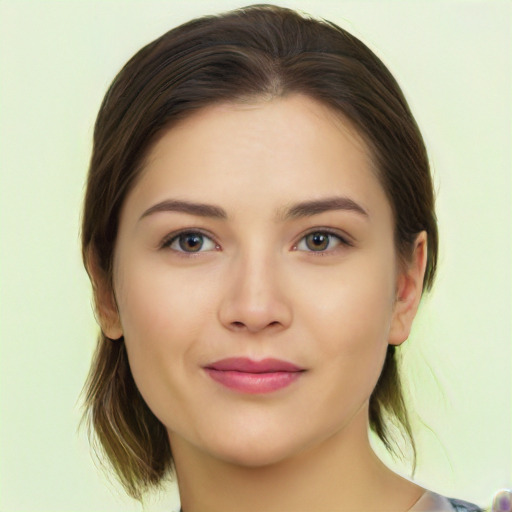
(229, 320, 282, 332)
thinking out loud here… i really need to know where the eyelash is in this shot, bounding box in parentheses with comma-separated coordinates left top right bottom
(160, 228, 352, 256)
(293, 228, 352, 255)
(160, 229, 220, 255)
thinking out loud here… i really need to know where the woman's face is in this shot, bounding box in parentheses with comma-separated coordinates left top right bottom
(108, 95, 419, 467)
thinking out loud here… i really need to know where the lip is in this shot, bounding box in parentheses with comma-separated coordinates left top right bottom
(203, 357, 305, 394)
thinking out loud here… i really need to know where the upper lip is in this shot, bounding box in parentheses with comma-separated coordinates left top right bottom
(204, 357, 304, 373)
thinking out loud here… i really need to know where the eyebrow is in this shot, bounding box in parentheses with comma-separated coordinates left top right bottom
(139, 196, 368, 222)
(140, 199, 227, 220)
(278, 196, 368, 221)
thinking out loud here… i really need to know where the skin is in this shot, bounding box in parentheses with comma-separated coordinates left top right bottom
(94, 94, 427, 512)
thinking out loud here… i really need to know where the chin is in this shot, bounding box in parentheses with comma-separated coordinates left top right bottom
(216, 444, 296, 469)
(202, 428, 310, 469)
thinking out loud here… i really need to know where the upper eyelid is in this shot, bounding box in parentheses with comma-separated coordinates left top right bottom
(295, 227, 353, 246)
(160, 228, 218, 249)
(159, 226, 353, 250)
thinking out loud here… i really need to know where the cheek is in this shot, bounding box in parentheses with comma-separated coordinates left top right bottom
(116, 256, 215, 341)
(113, 257, 218, 411)
(299, 259, 395, 351)
(294, 254, 396, 396)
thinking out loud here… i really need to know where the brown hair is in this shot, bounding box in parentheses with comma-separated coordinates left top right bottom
(81, 4, 438, 501)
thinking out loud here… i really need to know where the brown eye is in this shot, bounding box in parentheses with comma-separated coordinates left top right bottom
(305, 232, 330, 251)
(179, 233, 203, 252)
(166, 232, 217, 253)
(296, 231, 345, 253)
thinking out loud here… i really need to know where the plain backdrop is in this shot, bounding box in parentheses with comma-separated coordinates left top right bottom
(0, 1, 510, 511)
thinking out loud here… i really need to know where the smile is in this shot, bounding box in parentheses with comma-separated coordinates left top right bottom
(203, 357, 306, 394)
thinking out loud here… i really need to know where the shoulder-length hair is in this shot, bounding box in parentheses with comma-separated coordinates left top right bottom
(81, 4, 438, 501)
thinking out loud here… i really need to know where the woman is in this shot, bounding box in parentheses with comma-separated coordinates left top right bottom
(81, 5, 484, 511)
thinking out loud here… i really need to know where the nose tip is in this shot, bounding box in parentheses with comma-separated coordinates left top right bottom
(218, 259, 292, 334)
(229, 319, 284, 333)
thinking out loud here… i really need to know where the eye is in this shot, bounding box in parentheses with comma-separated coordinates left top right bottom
(295, 230, 349, 253)
(163, 231, 218, 253)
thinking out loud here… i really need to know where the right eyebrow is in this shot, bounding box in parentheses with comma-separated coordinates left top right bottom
(139, 199, 228, 221)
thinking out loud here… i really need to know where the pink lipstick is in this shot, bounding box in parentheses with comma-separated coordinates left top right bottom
(203, 357, 305, 394)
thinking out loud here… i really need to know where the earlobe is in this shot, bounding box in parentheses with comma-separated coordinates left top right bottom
(85, 247, 123, 340)
(388, 232, 428, 346)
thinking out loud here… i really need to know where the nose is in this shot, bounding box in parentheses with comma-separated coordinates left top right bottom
(218, 252, 293, 334)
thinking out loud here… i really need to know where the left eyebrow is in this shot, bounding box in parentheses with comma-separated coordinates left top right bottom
(277, 196, 369, 221)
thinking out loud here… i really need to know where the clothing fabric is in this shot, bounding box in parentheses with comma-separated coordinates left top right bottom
(409, 490, 484, 512)
(177, 490, 485, 511)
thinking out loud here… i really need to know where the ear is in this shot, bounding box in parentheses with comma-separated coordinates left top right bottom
(85, 247, 123, 340)
(388, 232, 428, 346)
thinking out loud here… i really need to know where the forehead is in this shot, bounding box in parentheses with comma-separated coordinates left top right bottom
(144, 94, 373, 173)
(124, 94, 391, 223)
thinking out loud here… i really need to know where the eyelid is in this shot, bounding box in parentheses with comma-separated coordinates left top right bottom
(158, 226, 353, 254)
(160, 228, 220, 253)
(293, 227, 354, 253)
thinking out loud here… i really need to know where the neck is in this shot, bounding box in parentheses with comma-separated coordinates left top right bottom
(169, 404, 424, 512)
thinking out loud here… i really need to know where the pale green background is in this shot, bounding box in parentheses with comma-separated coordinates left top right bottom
(0, 1, 510, 511)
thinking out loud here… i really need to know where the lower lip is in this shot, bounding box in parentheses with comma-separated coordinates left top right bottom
(204, 368, 303, 394)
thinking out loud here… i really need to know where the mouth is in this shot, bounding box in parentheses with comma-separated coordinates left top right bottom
(203, 357, 306, 394)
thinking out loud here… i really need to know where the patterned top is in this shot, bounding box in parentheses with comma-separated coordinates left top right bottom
(409, 490, 484, 511)
(448, 498, 485, 512)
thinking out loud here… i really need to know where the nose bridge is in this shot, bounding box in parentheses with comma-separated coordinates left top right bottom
(218, 241, 292, 333)
(238, 247, 277, 302)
